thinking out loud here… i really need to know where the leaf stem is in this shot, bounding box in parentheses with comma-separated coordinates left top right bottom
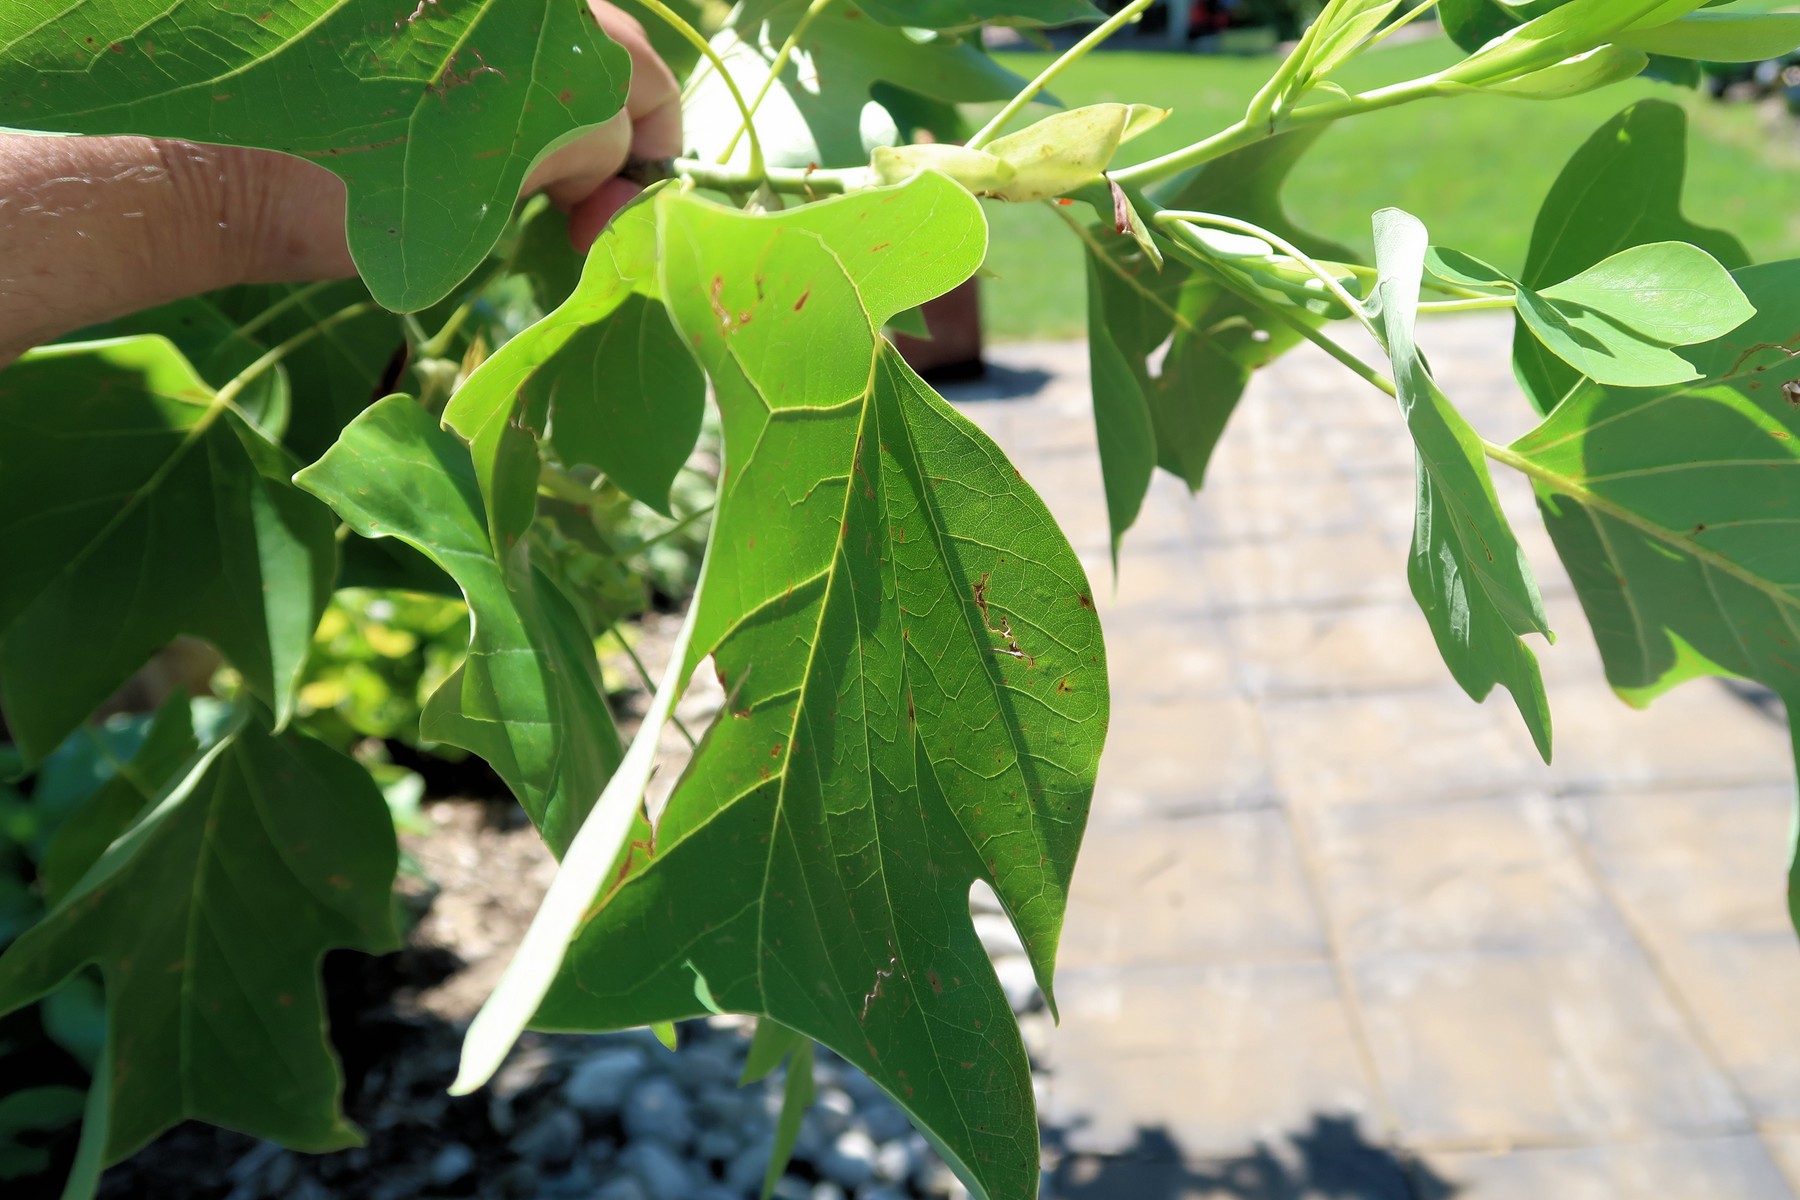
(1364, 0, 1443, 51)
(1418, 295, 1517, 314)
(966, 0, 1155, 149)
(232, 280, 336, 342)
(1156, 209, 1373, 335)
(673, 157, 863, 195)
(215, 301, 382, 416)
(1157, 222, 1398, 398)
(719, 0, 840, 164)
(637, 0, 766, 179)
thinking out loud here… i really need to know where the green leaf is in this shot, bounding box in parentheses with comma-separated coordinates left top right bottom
(1508, 259, 1800, 708)
(983, 104, 1170, 202)
(1479, 43, 1650, 98)
(448, 190, 703, 518)
(1538, 241, 1754, 346)
(296, 396, 624, 857)
(0, 1086, 85, 1180)
(1439, 0, 1565, 54)
(1513, 101, 1749, 412)
(1433, 238, 1754, 389)
(1084, 250, 1160, 558)
(534, 175, 1107, 1200)
(1307, 0, 1405, 77)
(0, 713, 400, 1164)
(37, 697, 208, 906)
(0, 1, 630, 311)
(1622, 8, 1800, 60)
(210, 281, 404, 465)
(741, 1018, 805, 1085)
(0, 338, 336, 766)
(1072, 130, 1337, 547)
(1368, 209, 1553, 758)
(854, 0, 1102, 27)
(689, 1, 1024, 169)
(764, 1038, 815, 1200)
(1441, 0, 1705, 87)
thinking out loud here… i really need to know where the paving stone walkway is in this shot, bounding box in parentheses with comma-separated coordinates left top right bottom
(940, 316, 1800, 1200)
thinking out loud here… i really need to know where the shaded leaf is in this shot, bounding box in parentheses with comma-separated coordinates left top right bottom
(764, 1038, 815, 1200)
(1368, 210, 1553, 757)
(0, 338, 336, 766)
(37, 697, 210, 906)
(0, 714, 400, 1164)
(1513, 100, 1749, 412)
(296, 396, 624, 857)
(0, 0, 630, 311)
(534, 176, 1107, 1200)
(449, 190, 703, 517)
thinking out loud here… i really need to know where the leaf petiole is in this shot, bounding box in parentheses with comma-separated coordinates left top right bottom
(966, 0, 1156, 149)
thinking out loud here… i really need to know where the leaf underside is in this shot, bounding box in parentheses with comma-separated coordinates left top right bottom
(526, 176, 1108, 1200)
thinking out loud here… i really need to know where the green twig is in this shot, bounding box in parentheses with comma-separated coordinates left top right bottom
(966, 0, 1156, 150)
(638, 0, 767, 179)
(216, 301, 381, 416)
(1364, 0, 1444, 51)
(673, 157, 862, 195)
(1156, 209, 1374, 335)
(720, 0, 840, 164)
(602, 624, 698, 748)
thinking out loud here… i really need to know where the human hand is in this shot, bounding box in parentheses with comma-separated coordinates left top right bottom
(0, 1, 680, 365)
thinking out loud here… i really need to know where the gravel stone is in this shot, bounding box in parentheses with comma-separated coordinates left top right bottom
(810, 1184, 848, 1200)
(872, 1140, 912, 1182)
(813, 1087, 855, 1137)
(429, 1142, 478, 1188)
(818, 1130, 878, 1189)
(621, 1140, 695, 1200)
(859, 1187, 909, 1200)
(565, 1046, 649, 1117)
(591, 1177, 650, 1200)
(624, 1076, 697, 1147)
(695, 1128, 741, 1162)
(513, 1109, 583, 1167)
(859, 1102, 911, 1145)
(725, 1144, 772, 1194)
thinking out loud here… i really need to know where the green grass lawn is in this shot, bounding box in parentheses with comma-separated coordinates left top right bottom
(976, 36, 1800, 341)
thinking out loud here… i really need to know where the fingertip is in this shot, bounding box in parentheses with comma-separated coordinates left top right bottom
(568, 177, 644, 252)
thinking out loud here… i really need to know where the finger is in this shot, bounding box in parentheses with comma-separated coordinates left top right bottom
(568, 176, 644, 252)
(524, 114, 631, 209)
(592, 1, 684, 161)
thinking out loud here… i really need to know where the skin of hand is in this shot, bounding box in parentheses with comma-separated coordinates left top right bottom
(0, 1, 680, 367)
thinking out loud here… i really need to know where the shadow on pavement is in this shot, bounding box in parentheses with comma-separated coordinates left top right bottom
(1044, 1114, 1458, 1200)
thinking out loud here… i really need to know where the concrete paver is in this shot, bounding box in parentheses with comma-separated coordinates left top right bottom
(942, 321, 1800, 1198)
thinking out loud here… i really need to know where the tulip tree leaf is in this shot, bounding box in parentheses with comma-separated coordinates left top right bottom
(1512, 259, 1800, 709)
(1080, 129, 1337, 552)
(1513, 101, 1749, 412)
(1432, 238, 1753, 389)
(532, 176, 1107, 1200)
(0, 714, 400, 1165)
(447, 190, 704, 519)
(1369, 209, 1553, 758)
(296, 396, 624, 857)
(0, 338, 336, 767)
(1507, 259, 1800, 923)
(0, 0, 630, 312)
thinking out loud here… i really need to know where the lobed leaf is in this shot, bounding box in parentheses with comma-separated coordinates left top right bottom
(1513, 101, 1749, 412)
(296, 396, 624, 856)
(0, 0, 630, 312)
(1369, 210, 1553, 757)
(446, 189, 704, 519)
(528, 175, 1108, 1200)
(0, 337, 336, 766)
(0, 713, 400, 1165)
